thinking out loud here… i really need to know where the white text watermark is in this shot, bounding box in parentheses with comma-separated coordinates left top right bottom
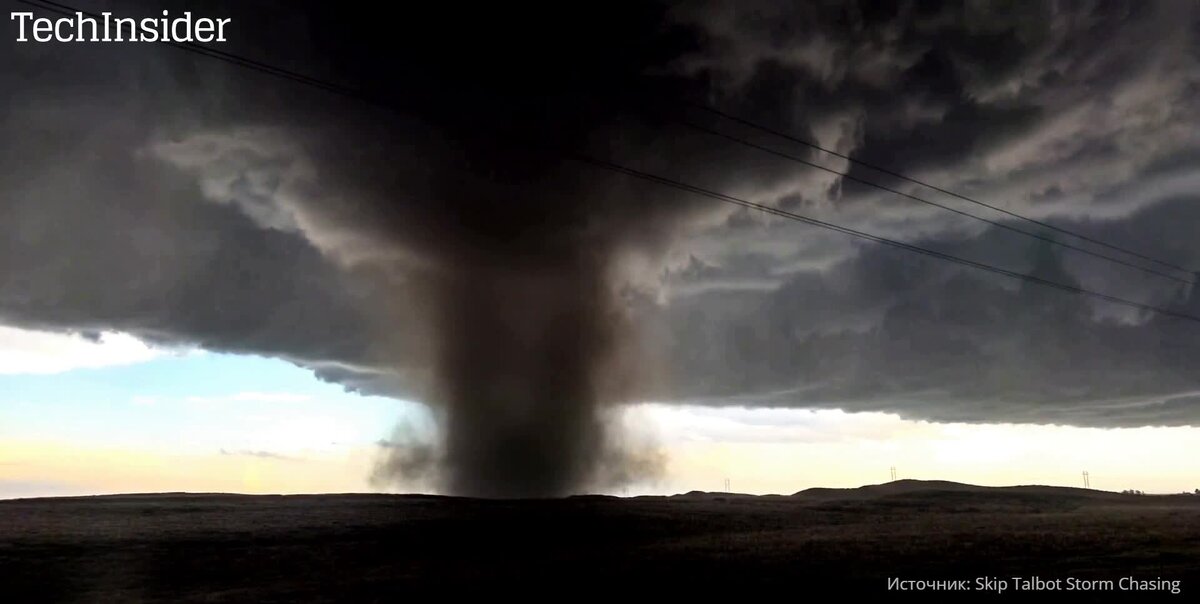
(11, 10, 230, 43)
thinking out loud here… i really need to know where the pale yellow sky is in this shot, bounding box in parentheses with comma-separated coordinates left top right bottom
(4, 406, 1197, 499)
(2, 327, 1195, 499)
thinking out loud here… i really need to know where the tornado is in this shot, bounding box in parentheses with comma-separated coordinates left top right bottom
(431, 256, 616, 497)
(349, 3, 704, 498)
(365, 128, 682, 497)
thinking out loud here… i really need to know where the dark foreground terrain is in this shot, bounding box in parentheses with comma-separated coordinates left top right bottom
(2, 480, 1197, 601)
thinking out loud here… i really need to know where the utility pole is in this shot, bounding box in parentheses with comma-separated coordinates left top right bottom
(723, 478, 730, 492)
(1082, 471, 1090, 489)
(890, 466, 897, 481)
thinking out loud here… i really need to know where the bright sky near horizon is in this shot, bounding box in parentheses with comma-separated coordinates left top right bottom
(2, 325, 1197, 499)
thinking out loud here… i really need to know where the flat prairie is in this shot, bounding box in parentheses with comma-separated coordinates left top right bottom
(2, 480, 1197, 601)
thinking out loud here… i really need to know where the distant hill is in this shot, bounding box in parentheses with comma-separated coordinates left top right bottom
(657, 479, 1199, 512)
(4, 479, 1194, 504)
(794, 479, 1122, 500)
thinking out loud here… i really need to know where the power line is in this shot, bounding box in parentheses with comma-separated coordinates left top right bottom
(681, 120, 1195, 286)
(566, 153, 1200, 324)
(688, 101, 1198, 277)
(30, 0, 1190, 290)
(22, 0, 1200, 326)
(17, 0, 382, 107)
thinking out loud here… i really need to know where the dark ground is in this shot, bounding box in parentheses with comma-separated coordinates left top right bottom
(2, 480, 1197, 601)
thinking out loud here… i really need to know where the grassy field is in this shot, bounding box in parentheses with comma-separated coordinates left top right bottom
(2, 480, 1197, 601)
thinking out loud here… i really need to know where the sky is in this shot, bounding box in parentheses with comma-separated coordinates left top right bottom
(2, 0, 1200, 497)
(2, 326, 1197, 498)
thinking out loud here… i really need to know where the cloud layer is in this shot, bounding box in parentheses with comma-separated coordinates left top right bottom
(3, 0, 1200, 494)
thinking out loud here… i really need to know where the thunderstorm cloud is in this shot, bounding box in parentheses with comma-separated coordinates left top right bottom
(3, 0, 1200, 494)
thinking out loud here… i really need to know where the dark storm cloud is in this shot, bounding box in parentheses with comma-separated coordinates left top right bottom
(3, 0, 1200, 496)
(659, 198, 1200, 427)
(654, 0, 1200, 427)
(0, 53, 380, 367)
(2, 0, 730, 497)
